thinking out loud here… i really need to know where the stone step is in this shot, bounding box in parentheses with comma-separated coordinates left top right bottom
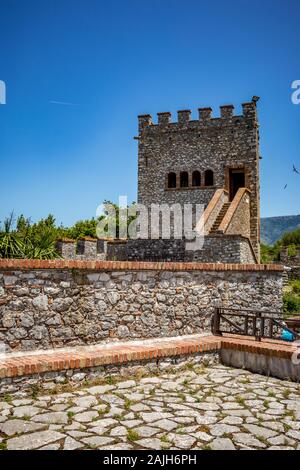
(0, 333, 296, 396)
(210, 203, 231, 233)
(0, 334, 221, 382)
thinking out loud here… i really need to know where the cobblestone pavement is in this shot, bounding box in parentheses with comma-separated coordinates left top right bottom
(0, 364, 300, 451)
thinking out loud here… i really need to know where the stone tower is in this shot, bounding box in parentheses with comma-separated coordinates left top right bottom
(137, 100, 260, 261)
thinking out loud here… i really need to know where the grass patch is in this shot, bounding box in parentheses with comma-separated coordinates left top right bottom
(127, 429, 140, 442)
(240, 378, 251, 384)
(30, 385, 41, 399)
(124, 398, 132, 411)
(283, 423, 290, 433)
(3, 395, 12, 404)
(284, 410, 295, 419)
(256, 435, 269, 445)
(87, 443, 98, 450)
(0, 441, 7, 451)
(105, 376, 116, 385)
(201, 444, 212, 450)
(222, 432, 233, 439)
(236, 395, 245, 406)
(282, 389, 290, 399)
(67, 411, 75, 422)
(178, 392, 186, 402)
(98, 404, 111, 415)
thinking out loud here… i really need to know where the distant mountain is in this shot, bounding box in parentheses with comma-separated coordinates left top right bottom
(261, 215, 300, 245)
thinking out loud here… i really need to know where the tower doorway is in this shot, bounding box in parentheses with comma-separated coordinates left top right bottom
(229, 168, 245, 201)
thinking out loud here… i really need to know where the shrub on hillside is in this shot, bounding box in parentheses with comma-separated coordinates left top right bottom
(281, 228, 300, 247)
(291, 279, 300, 294)
(283, 292, 300, 316)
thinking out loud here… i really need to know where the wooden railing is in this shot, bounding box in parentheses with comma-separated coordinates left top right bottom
(211, 307, 300, 342)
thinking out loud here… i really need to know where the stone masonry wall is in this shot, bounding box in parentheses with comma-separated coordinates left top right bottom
(56, 239, 106, 261)
(280, 247, 300, 280)
(280, 247, 300, 266)
(137, 101, 260, 260)
(106, 236, 256, 264)
(0, 260, 283, 353)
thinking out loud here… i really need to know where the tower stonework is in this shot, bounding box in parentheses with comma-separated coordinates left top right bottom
(137, 100, 260, 261)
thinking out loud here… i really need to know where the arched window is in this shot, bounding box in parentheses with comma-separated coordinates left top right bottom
(204, 170, 214, 186)
(180, 171, 189, 188)
(167, 172, 177, 189)
(192, 171, 201, 187)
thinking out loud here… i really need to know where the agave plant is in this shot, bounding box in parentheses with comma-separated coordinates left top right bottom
(22, 228, 59, 259)
(0, 213, 25, 258)
(0, 212, 60, 259)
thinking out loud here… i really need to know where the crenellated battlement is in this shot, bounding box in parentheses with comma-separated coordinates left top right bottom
(138, 100, 258, 131)
(56, 238, 107, 260)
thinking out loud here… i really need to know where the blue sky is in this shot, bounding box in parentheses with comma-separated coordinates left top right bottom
(0, 0, 299, 226)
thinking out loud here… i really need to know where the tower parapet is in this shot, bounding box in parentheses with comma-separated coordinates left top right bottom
(177, 109, 191, 124)
(157, 112, 171, 126)
(138, 114, 152, 131)
(220, 104, 234, 119)
(198, 107, 213, 121)
(138, 100, 258, 131)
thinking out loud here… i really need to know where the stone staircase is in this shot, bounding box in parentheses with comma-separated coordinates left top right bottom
(209, 202, 231, 234)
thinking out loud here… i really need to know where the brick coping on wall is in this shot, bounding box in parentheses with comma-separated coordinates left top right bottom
(0, 259, 284, 272)
(0, 334, 296, 380)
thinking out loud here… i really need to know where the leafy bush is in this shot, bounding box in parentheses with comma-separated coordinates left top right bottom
(0, 203, 136, 259)
(260, 243, 280, 263)
(283, 292, 300, 315)
(287, 244, 297, 257)
(0, 213, 60, 260)
(260, 226, 300, 263)
(281, 228, 300, 247)
(290, 279, 300, 294)
(64, 218, 99, 239)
